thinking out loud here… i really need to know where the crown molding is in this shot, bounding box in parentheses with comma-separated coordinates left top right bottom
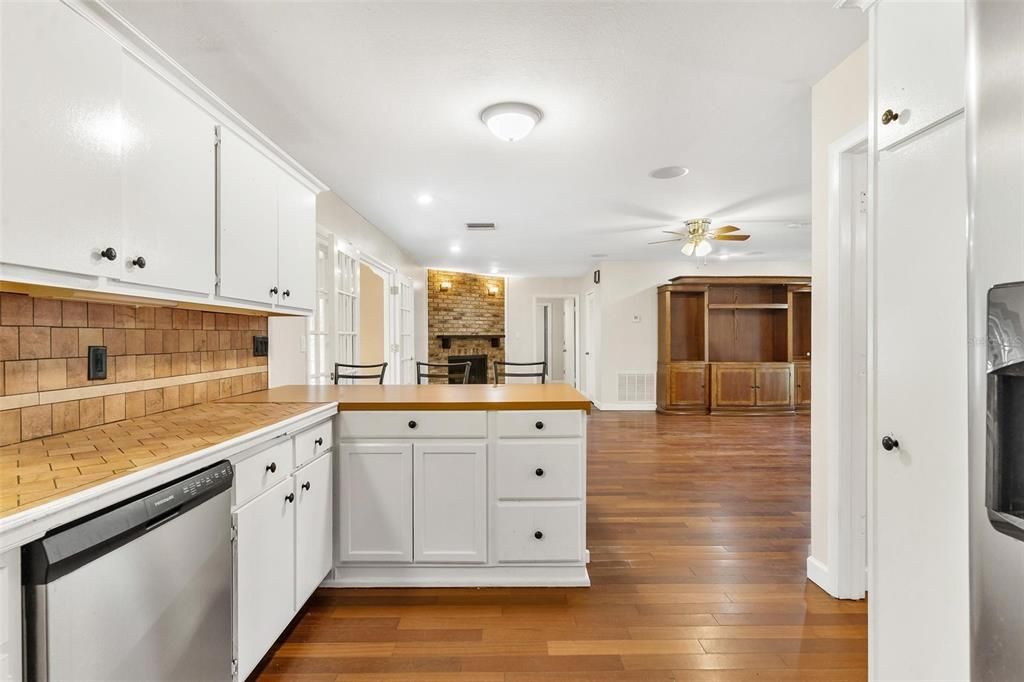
(833, 0, 878, 11)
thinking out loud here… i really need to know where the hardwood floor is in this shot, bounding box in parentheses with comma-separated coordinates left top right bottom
(257, 411, 867, 681)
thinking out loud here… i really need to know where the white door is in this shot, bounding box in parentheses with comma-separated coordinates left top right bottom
(307, 234, 333, 384)
(234, 477, 296, 680)
(294, 452, 332, 608)
(872, 116, 968, 678)
(413, 442, 487, 563)
(276, 173, 317, 311)
(398, 277, 416, 384)
(121, 54, 215, 294)
(582, 291, 598, 398)
(562, 299, 577, 387)
(337, 443, 413, 562)
(218, 128, 280, 306)
(0, 1, 122, 278)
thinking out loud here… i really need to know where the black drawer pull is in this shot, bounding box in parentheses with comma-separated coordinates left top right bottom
(285, 493, 295, 503)
(302, 481, 311, 491)
(408, 420, 418, 429)
(314, 437, 324, 447)
(535, 421, 544, 430)
(534, 530, 544, 540)
(535, 468, 545, 477)
(266, 462, 277, 474)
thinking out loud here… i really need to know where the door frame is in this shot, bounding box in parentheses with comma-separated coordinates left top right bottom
(358, 251, 398, 384)
(818, 123, 870, 600)
(530, 294, 580, 388)
(582, 290, 598, 399)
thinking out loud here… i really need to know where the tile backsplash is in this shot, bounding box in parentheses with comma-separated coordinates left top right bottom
(0, 293, 269, 445)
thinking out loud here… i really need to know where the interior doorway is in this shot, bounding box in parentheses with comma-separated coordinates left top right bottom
(358, 263, 387, 367)
(533, 295, 578, 387)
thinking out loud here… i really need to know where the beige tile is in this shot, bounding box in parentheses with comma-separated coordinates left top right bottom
(125, 391, 146, 419)
(144, 389, 163, 415)
(114, 305, 136, 329)
(135, 306, 155, 329)
(79, 397, 104, 428)
(103, 394, 126, 423)
(136, 355, 155, 380)
(87, 303, 114, 327)
(163, 385, 180, 410)
(177, 330, 195, 353)
(19, 327, 50, 359)
(193, 381, 208, 404)
(66, 358, 88, 388)
(78, 328, 104, 357)
(200, 352, 214, 373)
(162, 329, 179, 353)
(51, 401, 80, 434)
(179, 383, 195, 407)
(114, 355, 137, 382)
(188, 310, 203, 330)
(0, 327, 17, 361)
(202, 312, 216, 330)
(172, 309, 189, 330)
(213, 351, 227, 371)
(145, 329, 163, 354)
(206, 379, 221, 401)
(104, 328, 126, 356)
(154, 308, 173, 330)
(125, 329, 146, 355)
(33, 299, 62, 326)
(218, 331, 232, 350)
(187, 352, 201, 374)
(0, 293, 33, 326)
(215, 313, 228, 330)
(61, 301, 88, 327)
(0, 409, 21, 446)
(154, 354, 172, 378)
(21, 404, 52, 440)
(171, 353, 188, 376)
(194, 330, 209, 351)
(50, 328, 78, 358)
(5, 360, 38, 394)
(37, 359, 67, 391)
(227, 314, 240, 331)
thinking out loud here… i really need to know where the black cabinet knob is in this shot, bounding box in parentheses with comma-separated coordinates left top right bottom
(131, 256, 146, 269)
(881, 109, 899, 125)
(285, 492, 295, 503)
(534, 530, 544, 540)
(266, 462, 277, 473)
(282, 289, 291, 298)
(881, 436, 899, 452)
(535, 467, 545, 477)
(302, 481, 311, 491)
(270, 286, 279, 295)
(314, 437, 324, 447)
(99, 247, 117, 261)
(408, 420, 418, 429)
(535, 421, 544, 430)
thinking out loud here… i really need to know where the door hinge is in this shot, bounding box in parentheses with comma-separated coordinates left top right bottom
(231, 658, 238, 678)
(214, 125, 222, 147)
(230, 518, 237, 543)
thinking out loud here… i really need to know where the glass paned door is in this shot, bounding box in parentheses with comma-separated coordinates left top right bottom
(307, 234, 332, 384)
(399, 277, 415, 384)
(334, 246, 359, 383)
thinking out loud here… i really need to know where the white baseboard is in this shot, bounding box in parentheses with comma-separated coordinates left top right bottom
(806, 555, 838, 596)
(593, 400, 656, 411)
(324, 563, 591, 588)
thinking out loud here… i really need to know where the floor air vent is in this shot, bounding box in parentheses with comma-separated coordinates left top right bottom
(617, 373, 655, 402)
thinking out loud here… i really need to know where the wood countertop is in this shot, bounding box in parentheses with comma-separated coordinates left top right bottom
(217, 383, 593, 413)
(0, 401, 329, 521)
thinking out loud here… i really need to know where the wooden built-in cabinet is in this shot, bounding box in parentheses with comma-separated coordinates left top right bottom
(657, 276, 811, 415)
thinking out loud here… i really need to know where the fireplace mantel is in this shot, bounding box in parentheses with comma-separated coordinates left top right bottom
(436, 333, 504, 349)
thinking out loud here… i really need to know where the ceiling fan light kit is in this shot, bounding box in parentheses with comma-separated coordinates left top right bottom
(651, 217, 751, 257)
(480, 102, 542, 142)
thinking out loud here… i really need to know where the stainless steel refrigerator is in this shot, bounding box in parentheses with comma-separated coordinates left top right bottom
(967, 2, 1024, 679)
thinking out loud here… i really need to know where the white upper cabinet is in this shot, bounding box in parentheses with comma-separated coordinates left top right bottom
(1, 1, 123, 277)
(875, 0, 965, 150)
(218, 129, 281, 306)
(121, 54, 216, 294)
(276, 173, 317, 311)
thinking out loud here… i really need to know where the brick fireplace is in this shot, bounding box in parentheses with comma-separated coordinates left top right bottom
(427, 269, 505, 384)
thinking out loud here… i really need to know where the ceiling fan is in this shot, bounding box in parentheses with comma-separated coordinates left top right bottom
(648, 218, 750, 257)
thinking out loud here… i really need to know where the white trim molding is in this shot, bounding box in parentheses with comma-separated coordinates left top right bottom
(806, 556, 837, 595)
(592, 401, 656, 412)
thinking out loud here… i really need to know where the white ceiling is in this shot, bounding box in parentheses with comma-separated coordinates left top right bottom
(112, 1, 866, 277)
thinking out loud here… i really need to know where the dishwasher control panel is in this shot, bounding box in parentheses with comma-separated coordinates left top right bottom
(144, 461, 234, 518)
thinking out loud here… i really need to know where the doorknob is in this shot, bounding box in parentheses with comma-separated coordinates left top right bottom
(881, 435, 900, 451)
(881, 109, 899, 125)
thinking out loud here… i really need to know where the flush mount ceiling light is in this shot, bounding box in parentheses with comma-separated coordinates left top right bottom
(649, 165, 690, 180)
(480, 102, 542, 142)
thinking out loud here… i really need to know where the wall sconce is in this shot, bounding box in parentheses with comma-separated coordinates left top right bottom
(439, 281, 452, 292)
(486, 283, 500, 296)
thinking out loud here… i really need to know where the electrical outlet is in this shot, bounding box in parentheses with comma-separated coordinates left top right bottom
(252, 335, 269, 357)
(88, 346, 107, 380)
(632, 314, 642, 323)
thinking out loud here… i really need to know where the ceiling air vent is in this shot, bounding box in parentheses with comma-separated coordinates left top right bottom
(466, 222, 496, 231)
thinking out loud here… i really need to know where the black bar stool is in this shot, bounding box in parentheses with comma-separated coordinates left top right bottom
(332, 362, 387, 384)
(416, 361, 471, 385)
(493, 360, 547, 384)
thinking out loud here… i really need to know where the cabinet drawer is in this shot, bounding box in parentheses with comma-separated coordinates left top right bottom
(496, 502, 583, 563)
(294, 419, 333, 467)
(496, 411, 582, 438)
(496, 441, 582, 500)
(233, 438, 293, 507)
(338, 411, 486, 439)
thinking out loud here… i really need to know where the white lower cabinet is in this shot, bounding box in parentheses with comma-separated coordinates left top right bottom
(338, 443, 414, 562)
(496, 502, 584, 563)
(414, 442, 487, 563)
(0, 548, 21, 682)
(295, 452, 333, 608)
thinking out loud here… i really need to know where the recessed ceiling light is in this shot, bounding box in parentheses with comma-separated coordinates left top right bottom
(649, 166, 690, 180)
(489, 266, 499, 274)
(417, 193, 433, 206)
(450, 244, 461, 254)
(481, 102, 542, 142)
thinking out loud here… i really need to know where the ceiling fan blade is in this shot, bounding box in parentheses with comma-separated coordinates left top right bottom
(661, 229, 685, 236)
(712, 234, 750, 241)
(711, 225, 740, 234)
(648, 238, 682, 245)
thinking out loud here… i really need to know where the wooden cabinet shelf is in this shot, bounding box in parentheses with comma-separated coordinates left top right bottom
(656, 276, 812, 415)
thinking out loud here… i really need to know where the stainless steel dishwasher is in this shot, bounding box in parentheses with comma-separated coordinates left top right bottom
(23, 460, 235, 681)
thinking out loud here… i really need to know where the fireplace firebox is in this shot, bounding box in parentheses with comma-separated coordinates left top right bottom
(448, 354, 489, 384)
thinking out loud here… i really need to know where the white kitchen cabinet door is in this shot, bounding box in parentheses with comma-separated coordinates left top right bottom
(875, 0, 965, 151)
(338, 443, 413, 563)
(413, 442, 487, 563)
(0, 549, 21, 682)
(218, 128, 280, 307)
(120, 53, 215, 294)
(873, 116, 969, 679)
(295, 452, 333, 608)
(234, 477, 296, 680)
(276, 173, 317, 312)
(0, 1, 123, 277)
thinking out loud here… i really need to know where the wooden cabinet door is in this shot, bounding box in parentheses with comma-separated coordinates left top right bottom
(713, 366, 756, 407)
(1, 1, 122, 278)
(235, 477, 296, 680)
(413, 442, 487, 563)
(338, 442, 413, 563)
(795, 364, 811, 407)
(120, 54, 215, 295)
(218, 128, 280, 306)
(294, 452, 333, 609)
(755, 366, 793, 407)
(276, 173, 317, 312)
(669, 364, 707, 406)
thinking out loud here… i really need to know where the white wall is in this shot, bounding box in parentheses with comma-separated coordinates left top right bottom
(809, 43, 868, 575)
